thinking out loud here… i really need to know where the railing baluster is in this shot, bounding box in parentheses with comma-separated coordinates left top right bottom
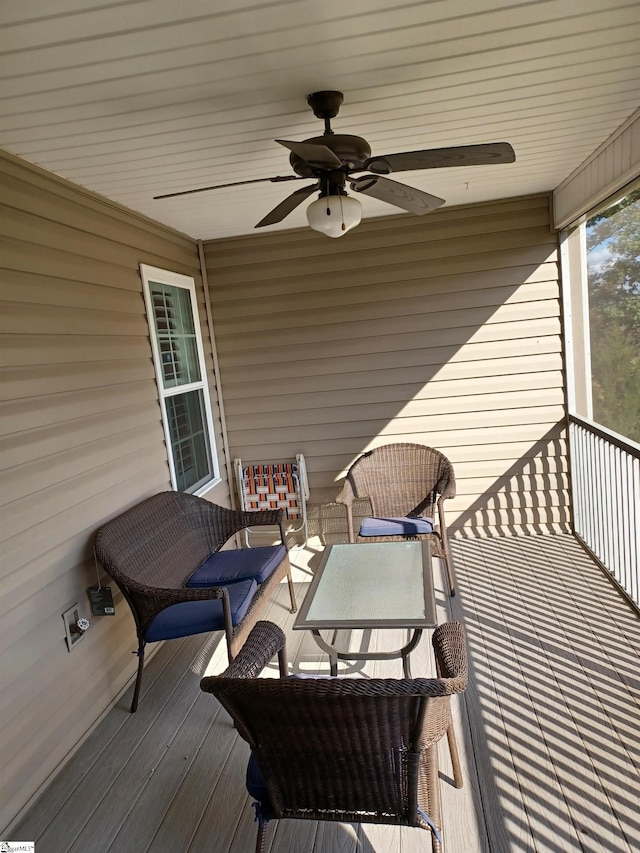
(632, 457, 640, 603)
(613, 446, 622, 588)
(568, 415, 640, 611)
(604, 441, 613, 571)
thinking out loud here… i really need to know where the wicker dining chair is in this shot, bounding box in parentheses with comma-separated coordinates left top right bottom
(201, 620, 468, 853)
(336, 443, 457, 595)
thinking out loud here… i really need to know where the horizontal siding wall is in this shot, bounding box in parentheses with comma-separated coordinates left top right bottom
(0, 151, 229, 834)
(203, 194, 568, 539)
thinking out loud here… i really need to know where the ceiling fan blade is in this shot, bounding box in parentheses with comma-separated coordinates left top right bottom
(255, 184, 318, 228)
(276, 139, 342, 169)
(153, 174, 305, 200)
(365, 142, 516, 174)
(351, 175, 445, 215)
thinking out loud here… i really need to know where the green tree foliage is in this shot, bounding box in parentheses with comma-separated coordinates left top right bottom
(586, 189, 640, 442)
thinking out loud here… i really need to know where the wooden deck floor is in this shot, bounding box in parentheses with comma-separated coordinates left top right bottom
(13, 534, 640, 853)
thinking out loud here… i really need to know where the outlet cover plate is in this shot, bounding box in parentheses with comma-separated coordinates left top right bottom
(62, 603, 84, 651)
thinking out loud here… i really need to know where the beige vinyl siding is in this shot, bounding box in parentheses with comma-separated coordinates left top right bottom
(0, 151, 228, 834)
(204, 193, 567, 538)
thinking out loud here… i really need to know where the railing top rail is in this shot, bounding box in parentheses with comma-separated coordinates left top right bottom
(569, 414, 640, 458)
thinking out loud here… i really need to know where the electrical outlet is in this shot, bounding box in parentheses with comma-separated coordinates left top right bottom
(62, 603, 89, 652)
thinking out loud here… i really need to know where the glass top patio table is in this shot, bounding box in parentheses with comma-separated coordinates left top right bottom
(293, 541, 437, 675)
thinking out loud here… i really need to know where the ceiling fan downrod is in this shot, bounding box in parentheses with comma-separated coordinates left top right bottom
(306, 90, 344, 135)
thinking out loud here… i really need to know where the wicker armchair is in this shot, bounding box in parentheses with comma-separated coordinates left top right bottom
(95, 492, 296, 712)
(336, 443, 457, 595)
(201, 620, 468, 853)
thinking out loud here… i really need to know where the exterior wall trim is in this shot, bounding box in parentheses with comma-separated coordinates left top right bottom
(553, 108, 640, 230)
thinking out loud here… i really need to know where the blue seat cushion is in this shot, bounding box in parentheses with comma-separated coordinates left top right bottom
(186, 545, 286, 587)
(144, 578, 257, 642)
(246, 752, 274, 821)
(359, 516, 434, 537)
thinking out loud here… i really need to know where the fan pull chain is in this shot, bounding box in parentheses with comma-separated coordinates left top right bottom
(339, 194, 346, 231)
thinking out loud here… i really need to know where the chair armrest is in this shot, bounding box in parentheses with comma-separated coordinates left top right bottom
(432, 621, 468, 687)
(201, 621, 287, 684)
(438, 483, 456, 502)
(335, 481, 359, 543)
(238, 509, 284, 528)
(123, 577, 233, 605)
(335, 479, 355, 507)
(436, 494, 450, 541)
(237, 509, 289, 551)
(193, 501, 286, 550)
(437, 466, 456, 500)
(121, 581, 240, 639)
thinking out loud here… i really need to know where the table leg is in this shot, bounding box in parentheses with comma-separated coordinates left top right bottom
(402, 654, 412, 678)
(401, 629, 423, 678)
(310, 628, 424, 677)
(311, 629, 339, 675)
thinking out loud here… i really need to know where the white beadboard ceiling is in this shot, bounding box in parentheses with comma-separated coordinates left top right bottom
(1, 0, 639, 240)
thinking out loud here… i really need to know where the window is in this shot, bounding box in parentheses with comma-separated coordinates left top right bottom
(561, 183, 640, 446)
(585, 190, 640, 443)
(140, 264, 219, 493)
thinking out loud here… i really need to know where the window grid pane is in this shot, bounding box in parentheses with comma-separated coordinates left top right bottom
(165, 390, 212, 492)
(150, 282, 201, 389)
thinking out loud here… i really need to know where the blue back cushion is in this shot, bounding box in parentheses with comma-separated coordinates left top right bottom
(186, 545, 286, 587)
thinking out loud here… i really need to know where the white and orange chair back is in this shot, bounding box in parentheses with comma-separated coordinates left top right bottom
(234, 454, 309, 548)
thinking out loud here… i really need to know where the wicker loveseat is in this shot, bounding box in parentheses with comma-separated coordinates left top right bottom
(94, 491, 297, 711)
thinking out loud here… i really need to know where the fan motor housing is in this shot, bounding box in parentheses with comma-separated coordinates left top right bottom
(289, 134, 372, 177)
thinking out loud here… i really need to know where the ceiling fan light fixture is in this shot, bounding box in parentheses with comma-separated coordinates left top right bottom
(306, 193, 362, 238)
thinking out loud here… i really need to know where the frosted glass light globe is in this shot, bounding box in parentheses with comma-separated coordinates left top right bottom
(307, 194, 362, 238)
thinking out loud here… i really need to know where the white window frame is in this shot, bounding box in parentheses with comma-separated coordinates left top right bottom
(560, 223, 593, 419)
(140, 264, 220, 495)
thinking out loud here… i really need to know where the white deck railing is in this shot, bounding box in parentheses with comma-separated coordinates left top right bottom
(569, 415, 640, 609)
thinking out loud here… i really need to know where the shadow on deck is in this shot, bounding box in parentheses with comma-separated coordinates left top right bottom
(12, 534, 640, 852)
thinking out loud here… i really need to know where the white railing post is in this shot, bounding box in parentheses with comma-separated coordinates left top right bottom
(569, 415, 640, 611)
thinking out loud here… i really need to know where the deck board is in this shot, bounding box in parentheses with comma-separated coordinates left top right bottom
(11, 534, 640, 853)
(501, 536, 639, 849)
(10, 637, 186, 842)
(463, 537, 602, 852)
(452, 541, 537, 853)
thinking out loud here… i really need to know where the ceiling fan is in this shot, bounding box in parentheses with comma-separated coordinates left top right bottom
(154, 91, 515, 238)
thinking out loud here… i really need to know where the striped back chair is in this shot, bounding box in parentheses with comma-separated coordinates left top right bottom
(234, 455, 309, 547)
